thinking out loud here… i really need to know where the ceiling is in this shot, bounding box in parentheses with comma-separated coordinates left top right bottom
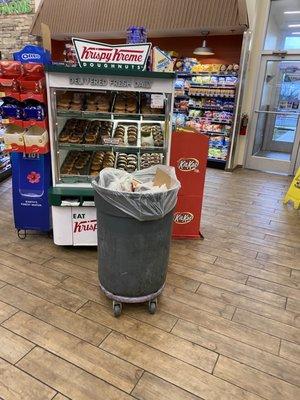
(31, 0, 248, 40)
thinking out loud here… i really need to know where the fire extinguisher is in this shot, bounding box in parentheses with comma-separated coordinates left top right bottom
(239, 113, 248, 135)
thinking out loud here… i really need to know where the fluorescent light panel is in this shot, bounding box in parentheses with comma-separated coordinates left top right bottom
(288, 24, 300, 27)
(284, 10, 300, 14)
(292, 31, 300, 34)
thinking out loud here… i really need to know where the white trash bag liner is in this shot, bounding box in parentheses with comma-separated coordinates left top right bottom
(92, 165, 180, 221)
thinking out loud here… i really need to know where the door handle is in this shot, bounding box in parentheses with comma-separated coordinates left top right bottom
(254, 110, 300, 116)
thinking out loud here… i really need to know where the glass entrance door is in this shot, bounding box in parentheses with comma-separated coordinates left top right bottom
(246, 57, 300, 174)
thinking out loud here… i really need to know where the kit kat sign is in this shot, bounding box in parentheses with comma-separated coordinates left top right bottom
(72, 38, 152, 71)
(177, 158, 199, 172)
(173, 212, 194, 224)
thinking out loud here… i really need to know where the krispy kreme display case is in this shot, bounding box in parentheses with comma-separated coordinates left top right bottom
(46, 65, 175, 245)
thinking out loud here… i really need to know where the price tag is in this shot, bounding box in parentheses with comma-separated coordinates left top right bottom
(0, 92, 5, 98)
(151, 94, 164, 109)
(102, 137, 120, 145)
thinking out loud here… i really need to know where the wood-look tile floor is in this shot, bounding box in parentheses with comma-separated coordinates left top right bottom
(0, 168, 299, 400)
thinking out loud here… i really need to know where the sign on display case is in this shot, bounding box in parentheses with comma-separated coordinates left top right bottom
(72, 38, 152, 71)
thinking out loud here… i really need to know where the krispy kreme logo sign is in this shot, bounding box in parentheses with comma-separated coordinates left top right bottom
(73, 219, 97, 233)
(177, 158, 199, 172)
(72, 38, 151, 70)
(173, 212, 194, 224)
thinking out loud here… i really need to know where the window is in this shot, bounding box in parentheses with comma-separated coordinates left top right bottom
(264, 0, 300, 51)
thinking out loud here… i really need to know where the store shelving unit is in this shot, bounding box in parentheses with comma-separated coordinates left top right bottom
(45, 64, 175, 245)
(0, 127, 11, 182)
(174, 71, 239, 168)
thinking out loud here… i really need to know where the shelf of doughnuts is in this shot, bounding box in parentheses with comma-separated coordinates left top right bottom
(55, 90, 166, 121)
(58, 118, 165, 151)
(59, 149, 163, 181)
(58, 118, 113, 145)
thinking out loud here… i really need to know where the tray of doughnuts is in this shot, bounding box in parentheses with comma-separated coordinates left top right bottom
(60, 151, 92, 175)
(85, 92, 112, 112)
(112, 122, 138, 146)
(58, 118, 88, 144)
(140, 152, 164, 169)
(140, 123, 164, 148)
(57, 92, 84, 111)
(115, 153, 138, 173)
(89, 151, 106, 176)
(113, 92, 138, 114)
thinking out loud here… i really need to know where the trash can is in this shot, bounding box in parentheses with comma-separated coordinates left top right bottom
(92, 166, 180, 316)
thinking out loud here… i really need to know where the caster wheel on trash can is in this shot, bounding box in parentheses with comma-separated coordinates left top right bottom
(148, 299, 157, 314)
(113, 301, 122, 317)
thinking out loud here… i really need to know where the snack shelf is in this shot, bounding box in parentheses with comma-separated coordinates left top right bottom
(188, 106, 234, 111)
(207, 157, 226, 163)
(202, 130, 230, 136)
(176, 72, 238, 78)
(188, 93, 235, 98)
(188, 118, 232, 124)
(189, 84, 236, 89)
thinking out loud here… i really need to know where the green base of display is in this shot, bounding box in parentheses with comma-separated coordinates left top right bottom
(45, 64, 175, 79)
(49, 186, 94, 206)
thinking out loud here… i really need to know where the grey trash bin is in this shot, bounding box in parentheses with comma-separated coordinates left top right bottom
(92, 167, 180, 316)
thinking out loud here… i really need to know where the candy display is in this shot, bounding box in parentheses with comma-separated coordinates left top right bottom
(189, 97, 235, 110)
(173, 62, 239, 165)
(189, 87, 235, 97)
(191, 75, 237, 86)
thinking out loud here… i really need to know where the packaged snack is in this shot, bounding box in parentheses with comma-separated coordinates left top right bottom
(0, 97, 22, 119)
(152, 47, 174, 72)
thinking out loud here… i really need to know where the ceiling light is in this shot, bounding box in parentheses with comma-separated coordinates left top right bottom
(288, 24, 300, 27)
(292, 31, 300, 34)
(284, 10, 300, 14)
(193, 32, 214, 56)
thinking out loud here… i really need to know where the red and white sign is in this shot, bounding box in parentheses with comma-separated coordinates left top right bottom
(177, 158, 199, 172)
(72, 38, 151, 71)
(173, 212, 194, 224)
(72, 208, 97, 246)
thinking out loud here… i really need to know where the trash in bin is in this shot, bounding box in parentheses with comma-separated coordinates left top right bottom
(92, 165, 180, 316)
(93, 165, 180, 221)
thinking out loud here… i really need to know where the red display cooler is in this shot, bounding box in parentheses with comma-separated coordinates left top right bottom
(170, 128, 209, 239)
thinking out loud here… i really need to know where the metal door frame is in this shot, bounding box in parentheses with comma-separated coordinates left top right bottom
(245, 54, 300, 175)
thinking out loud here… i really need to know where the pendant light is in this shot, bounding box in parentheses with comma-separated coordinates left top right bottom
(193, 31, 214, 56)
